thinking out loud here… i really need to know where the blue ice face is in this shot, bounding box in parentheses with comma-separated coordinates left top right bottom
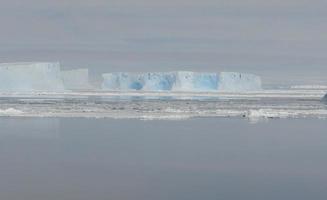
(101, 71, 261, 92)
(193, 74, 219, 90)
(174, 72, 219, 91)
(129, 81, 143, 90)
(143, 73, 175, 91)
(157, 80, 172, 90)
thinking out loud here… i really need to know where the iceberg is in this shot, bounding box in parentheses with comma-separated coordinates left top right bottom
(102, 72, 175, 91)
(102, 71, 261, 92)
(142, 72, 176, 91)
(102, 73, 145, 91)
(101, 72, 218, 91)
(218, 72, 262, 92)
(173, 71, 219, 91)
(0, 62, 65, 92)
(61, 69, 92, 90)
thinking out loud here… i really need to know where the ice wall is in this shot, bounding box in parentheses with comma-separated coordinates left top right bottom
(218, 72, 262, 92)
(61, 69, 91, 90)
(142, 73, 176, 91)
(102, 73, 144, 90)
(173, 71, 219, 91)
(0, 62, 65, 92)
(102, 71, 261, 92)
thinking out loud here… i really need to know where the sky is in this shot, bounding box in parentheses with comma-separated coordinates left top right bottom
(0, 0, 326, 84)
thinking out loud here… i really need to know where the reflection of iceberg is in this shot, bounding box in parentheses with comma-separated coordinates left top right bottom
(218, 72, 262, 92)
(61, 69, 92, 90)
(102, 71, 261, 92)
(0, 62, 65, 92)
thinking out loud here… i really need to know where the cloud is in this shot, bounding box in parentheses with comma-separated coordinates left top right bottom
(0, 0, 326, 81)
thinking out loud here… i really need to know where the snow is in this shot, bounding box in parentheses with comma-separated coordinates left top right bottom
(0, 62, 65, 92)
(218, 72, 262, 92)
(102, 71, 261, 92)
(61, 69, 92, 90)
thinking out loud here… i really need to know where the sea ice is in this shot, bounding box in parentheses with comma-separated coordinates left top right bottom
(0, 62, 65, 92)
(61, 69, 91, 90)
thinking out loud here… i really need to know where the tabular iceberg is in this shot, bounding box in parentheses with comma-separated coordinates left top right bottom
(102, 73, 142, 90)
(173, 71, 219, 91)
(142, 72, 176, 91)
(102, 71, 261, 92)
(218, 72, 262, 92)
(0, 62, 65, 92)
(62, 69, 92, 90)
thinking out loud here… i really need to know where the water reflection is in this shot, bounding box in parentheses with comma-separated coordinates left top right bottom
(0, 118, 60, 138)
(0, 118, 326, 200)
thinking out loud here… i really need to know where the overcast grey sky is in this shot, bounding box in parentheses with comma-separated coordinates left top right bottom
(0, 0, 326, 84)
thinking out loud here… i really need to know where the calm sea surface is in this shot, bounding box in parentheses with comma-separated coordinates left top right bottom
(0, 118, 326, 200)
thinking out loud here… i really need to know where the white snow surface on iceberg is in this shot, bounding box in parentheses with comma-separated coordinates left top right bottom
(102, 71, 261, 92)
(0, 62, 65, 92)
(62, 69, 91, 90)
(218, 72, 262, 92)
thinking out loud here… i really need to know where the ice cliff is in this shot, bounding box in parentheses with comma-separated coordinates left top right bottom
(173, 72, 219, 91)
(218, 72, 262, 91)
(102, 71, 261, 92)
(0, 62, 65, 92)
(0, 62, 262, 93)
(61, 69, 92, 90)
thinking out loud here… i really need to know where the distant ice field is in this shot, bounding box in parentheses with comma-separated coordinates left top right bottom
(0, 88, 326, 121)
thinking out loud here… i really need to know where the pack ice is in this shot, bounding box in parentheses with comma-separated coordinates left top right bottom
(61, 69, 92, 90)
(102, 71, 261, 92)
(0, 62, 65, 92)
